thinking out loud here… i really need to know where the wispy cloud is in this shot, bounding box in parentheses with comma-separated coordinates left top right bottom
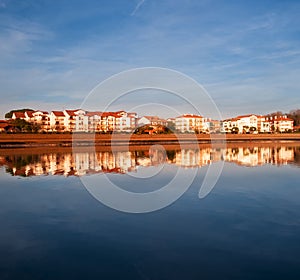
(0, 0, 6, 9)
(131, 0, 146, 16)
(0, 0, 300, 118)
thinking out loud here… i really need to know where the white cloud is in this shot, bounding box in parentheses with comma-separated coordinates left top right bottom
(131, 0, 145, 16)
(0, 0, 6, 8)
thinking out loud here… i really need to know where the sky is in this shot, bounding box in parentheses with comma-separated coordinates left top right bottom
(0, 0, 299, 119)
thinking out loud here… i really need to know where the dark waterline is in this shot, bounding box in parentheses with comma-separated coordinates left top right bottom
(0, 145, 300, 279)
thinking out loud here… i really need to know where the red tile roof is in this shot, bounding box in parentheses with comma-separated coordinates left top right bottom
(86, 111, 103, 117)
(178, 114, 203, 118)
(101, 112, 118, 118)
(64, 109, 81, 116)
(13, 112, 26, 118)
(25, 111, 34, 117)
(52, 111, 65, 117)
(235, 114, 258, 119)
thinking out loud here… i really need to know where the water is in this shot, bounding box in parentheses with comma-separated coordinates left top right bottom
(0, 143, 300, 279)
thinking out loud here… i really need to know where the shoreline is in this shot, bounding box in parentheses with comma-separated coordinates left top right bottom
(0, 141, 300, 156)
(0, 133, 300, 149)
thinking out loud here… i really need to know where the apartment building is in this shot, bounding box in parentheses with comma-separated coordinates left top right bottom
(266, 115, 294, 132)
(32, 111, 49, 130)
(175, 114, 204, 133)
(74, 110, 137, 133)
(49, 111, 65, 132)
(222, 114, 271, 133)
(115, 111, 137, 132)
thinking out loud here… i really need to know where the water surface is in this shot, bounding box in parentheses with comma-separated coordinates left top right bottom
(0, 143, 300, 279)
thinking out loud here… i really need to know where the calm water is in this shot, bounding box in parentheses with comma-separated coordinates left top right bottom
(0, 144, 300, 279)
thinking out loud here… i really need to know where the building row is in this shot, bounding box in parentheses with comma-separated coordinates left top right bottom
(6, 110, 220, 133)
(10, 109, 138, 133)
(1, 110, 294, 133)
(221, 114, 294, 133)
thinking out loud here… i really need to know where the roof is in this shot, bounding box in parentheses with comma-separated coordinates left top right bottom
(86, 111, 103, 117)
(52, 111, 65, 117)
(64, 109, 81, 116)
(25, 111, 34, 117)
(13, 112, 25, 118)
(101, 112, 119, 118)
(177, 114, 203, 119)
(235, 114, 259, 119)
(222, 114, 264, 122)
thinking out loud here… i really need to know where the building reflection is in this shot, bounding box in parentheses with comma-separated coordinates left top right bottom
(1, 145, 299, 177)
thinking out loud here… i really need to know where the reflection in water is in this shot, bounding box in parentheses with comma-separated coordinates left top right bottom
(1, 145, 299, 177)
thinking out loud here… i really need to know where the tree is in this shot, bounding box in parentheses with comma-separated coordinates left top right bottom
(242, 125, 249, 134)
(5, 109, 34, 119)
(288, 109, 300, 126)
(249, 126, 257, 133)
(166, 121, 175, 132)
(134, 124, 173, 135)
(9, 119, 38, 132)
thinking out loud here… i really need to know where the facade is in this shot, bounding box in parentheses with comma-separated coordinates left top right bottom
(221, 114, 294, 134)
(32, 111, 49, 131)
(267, 116, 294, 132)
(175, 114, 204, 133)
(74, 110, 137, 133)
(100, 112, 116, 132)
(86, 111, 102, 132)
(222, 114, 271, 134)
(236, 114, 259, 133)
(75, 110, 88, 132)
(203, 119, 221, 133)
(115, 111, 137, 132)
(257, 116, 271, 133)
(49, 111, 65, 132)
(63, 109, 84, 132)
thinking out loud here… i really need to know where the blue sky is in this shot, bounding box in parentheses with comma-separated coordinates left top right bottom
(0, 0, 299, 119)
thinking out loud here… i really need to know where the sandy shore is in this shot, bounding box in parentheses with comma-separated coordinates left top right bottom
(0, 133, 300, 149)
(0, 140, 299, 156)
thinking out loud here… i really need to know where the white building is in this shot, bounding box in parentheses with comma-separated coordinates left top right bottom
(221, 114, 271, 134)
(267, 116, 294, 132)
(63, 109, 85, 132)
(49, 111, 65, 132)
(115, 111, 137, 132)
(175, 114, 204, 133)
